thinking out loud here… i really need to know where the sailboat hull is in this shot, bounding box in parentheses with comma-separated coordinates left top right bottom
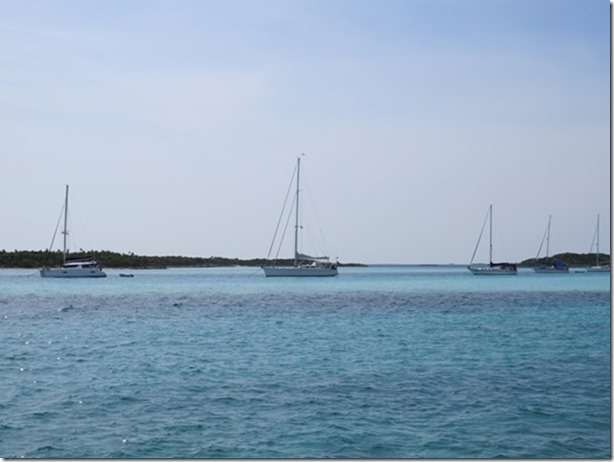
(264, 157, 339, 279)
(40, 186, 106, 279)
(468, 266, 517, 275)
(40, 267, 107, 278)
(587, 266, 610, 273)
(468, 205, 517, 276)
(588, 215, 608, 272)
(532, 268, 569, 273)
(262, 266, 338, 277)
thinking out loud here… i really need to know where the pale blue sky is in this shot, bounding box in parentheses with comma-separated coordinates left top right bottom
(0, 0, 610, 264)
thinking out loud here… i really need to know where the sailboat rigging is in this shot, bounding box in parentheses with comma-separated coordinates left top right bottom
(587, 214, 610, 272)
(262, 156, 338, 277)
(532, 215, 568, 273)
(40, 185, 107, 278)
(468, 204, 517, 275)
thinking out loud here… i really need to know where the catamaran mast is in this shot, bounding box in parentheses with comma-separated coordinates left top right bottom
(62, 185, 69, 264)
(293, 157, 301, 267)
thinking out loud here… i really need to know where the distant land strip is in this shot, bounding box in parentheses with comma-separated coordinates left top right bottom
(518, 252, 610, 268)
(0, 250, 608, 269)
(0, 250, 367, 269)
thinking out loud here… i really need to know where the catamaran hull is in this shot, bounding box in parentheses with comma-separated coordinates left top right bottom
(262, 266, 338, 277)
(40, 268, 107, 278)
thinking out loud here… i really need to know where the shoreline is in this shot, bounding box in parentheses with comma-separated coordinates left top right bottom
(0, 250, 609, 269)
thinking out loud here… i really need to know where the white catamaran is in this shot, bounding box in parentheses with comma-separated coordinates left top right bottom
(587, 213, 610, 273)
(40, 185, 107, 278)
(262, 156, 338, 277)
(468, 204, 517, 275)
(532, 215, 569, 273)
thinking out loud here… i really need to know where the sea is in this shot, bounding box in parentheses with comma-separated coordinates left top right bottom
(0, 265, 610, 459)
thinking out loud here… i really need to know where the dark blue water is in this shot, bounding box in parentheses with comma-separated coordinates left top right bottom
(0, 267, 610, 458)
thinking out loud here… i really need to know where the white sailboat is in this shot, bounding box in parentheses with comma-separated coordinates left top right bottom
(40, 185, 107, 278)
(468, 204, 517, 275)
(262, 156, 338, 277)
(587, 214, 610, 272)
(532, 215, 569, 273)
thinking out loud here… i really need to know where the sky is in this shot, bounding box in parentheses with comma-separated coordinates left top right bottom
(0, 0, 610, 264)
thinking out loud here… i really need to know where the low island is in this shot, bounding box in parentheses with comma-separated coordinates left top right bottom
(0, 250, 608, 269)
(518, 252, 610, 268)
(0, 250, 366, 269)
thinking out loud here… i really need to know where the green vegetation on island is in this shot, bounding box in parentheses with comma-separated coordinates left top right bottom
(0, 250, 365, 269)
(519, 252, 610, 268)
(1, 250, 607, 269)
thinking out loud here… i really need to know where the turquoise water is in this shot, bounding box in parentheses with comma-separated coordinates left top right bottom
(0, 266, 610, 458)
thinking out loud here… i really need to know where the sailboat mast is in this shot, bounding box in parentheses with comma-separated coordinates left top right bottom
(62, 184, 69, 264)
(596, 214, 600, 266)
(294, 157, 301, 266)
(546, 215, 551, 262)
(489, 204, 493, 264)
